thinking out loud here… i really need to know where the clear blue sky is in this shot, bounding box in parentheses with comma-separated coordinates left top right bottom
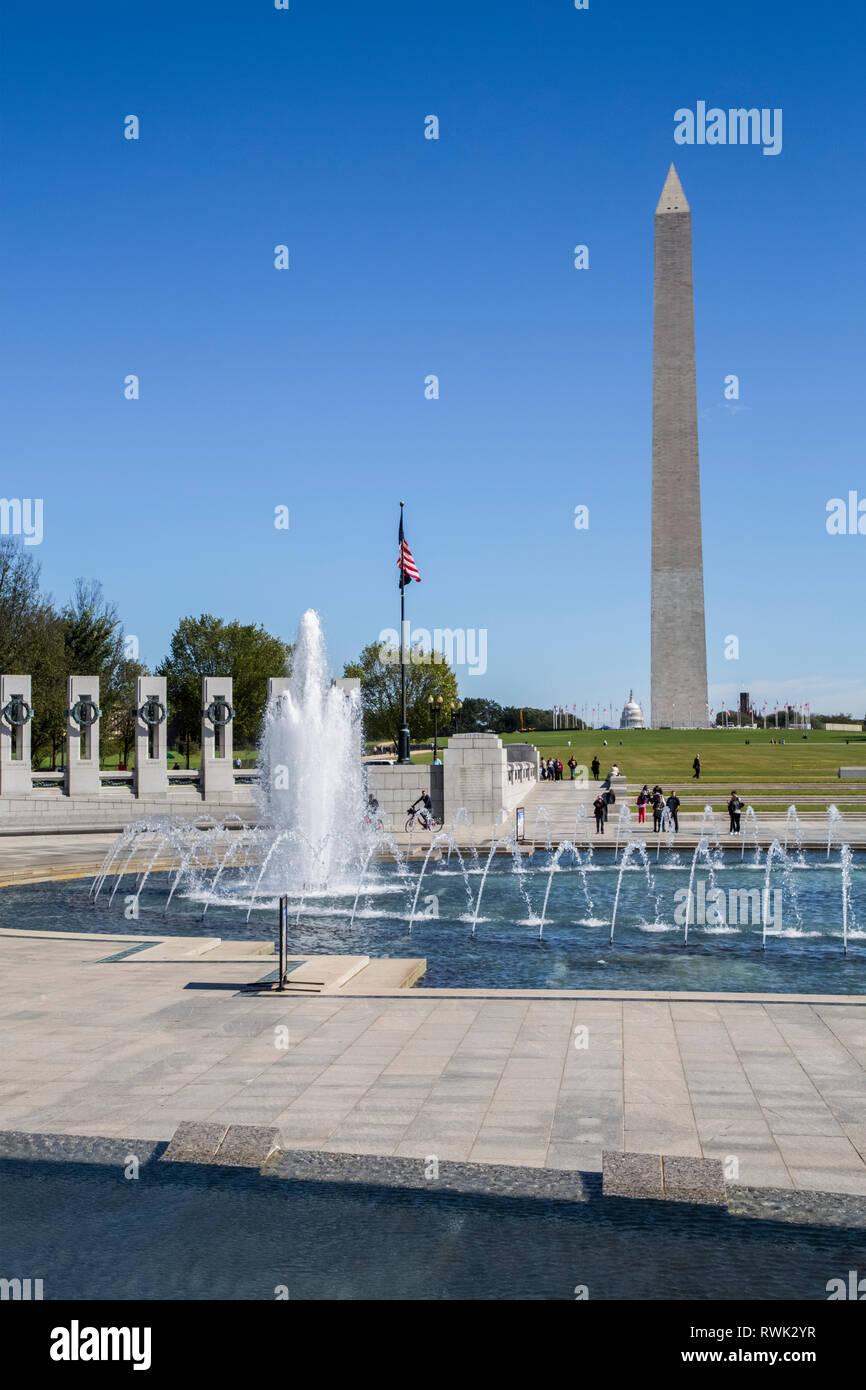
(3, 0, 864, 721)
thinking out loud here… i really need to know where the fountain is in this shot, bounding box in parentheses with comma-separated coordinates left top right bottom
(841, 843, 853, 955)
(256, 610, 367, 894)
(408, 832, 474, 933)
(609, 839, 656, 945)
(783, 804, 804, 860)
(531, 805, 552, 853)
(79, 608, 861, 984)
(91, 610, 371, 916)
(537, 840, 594, 939)
(827, 805, 844, 861)
(740, 805, 762, 864)
(761, 839, 804, 947)
(683, 836, 719, 947)
(448, 808, 479, 867)
(575, 802, 593, 853)
(699, 804, 720, 848)
(614, 805, 632, 860)
(471, 835, 534, 937)
(656, 805, 676, 862)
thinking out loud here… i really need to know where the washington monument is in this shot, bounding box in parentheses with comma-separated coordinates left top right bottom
(650, 164, 709, 729)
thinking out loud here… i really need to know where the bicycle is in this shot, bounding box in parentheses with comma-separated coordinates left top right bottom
(405, 807, 442, 833)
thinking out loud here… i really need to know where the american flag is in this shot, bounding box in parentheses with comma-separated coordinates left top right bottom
(398, 514, 420, 585)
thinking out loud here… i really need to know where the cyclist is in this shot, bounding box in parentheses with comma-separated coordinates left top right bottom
(408, 790, 435, 829)
(364, 793, 382, 829)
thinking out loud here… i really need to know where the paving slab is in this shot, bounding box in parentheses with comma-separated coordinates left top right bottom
(662, 1155, 727, 1204)
(161, 1121, 228, 1162)
(602, 1150, 664, 1198)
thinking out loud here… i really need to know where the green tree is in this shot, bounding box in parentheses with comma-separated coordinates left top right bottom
(102, 657, 150, 766)
(0, 539, 65, 765)
(344, 640, 459, 746)
(61, 579, 127, 767)
(158, 615, 292, 763)
(458, 698, 503, 732)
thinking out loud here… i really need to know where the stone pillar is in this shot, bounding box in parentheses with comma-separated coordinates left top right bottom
(134, 675, 169, 797)
(201, 676, 234, 797)
(442, 732, 509, 826)
(268, 677, 291, 700)
(0, 674, 33, 797)
(66, 675, 101, 795)
(332, 677, 360, 698)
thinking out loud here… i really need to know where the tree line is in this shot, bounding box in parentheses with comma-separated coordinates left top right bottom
(0, 539, 291, 767)
(2, 536, 587, 766)
(342, 644, 579, 744)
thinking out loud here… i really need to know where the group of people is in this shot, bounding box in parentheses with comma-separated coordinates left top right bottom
(540, 756, 580, 781)
(594, 783, 681, 834)
(590, 779, 747, 836)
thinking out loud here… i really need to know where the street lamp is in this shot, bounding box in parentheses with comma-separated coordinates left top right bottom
(428, 694, 444, 762)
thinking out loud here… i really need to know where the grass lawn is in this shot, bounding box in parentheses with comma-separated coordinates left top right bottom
(32, 748, 261, 772)
(406, 729, 866, 784)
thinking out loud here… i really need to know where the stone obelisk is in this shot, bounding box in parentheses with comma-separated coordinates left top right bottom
(650, 164, 708, 729)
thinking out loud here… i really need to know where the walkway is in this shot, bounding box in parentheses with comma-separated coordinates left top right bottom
(1, 931, 864, 1195)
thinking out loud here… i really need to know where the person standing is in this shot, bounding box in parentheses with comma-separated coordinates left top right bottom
(568, 755, 577, 780)
(666, 790, 680, 832)
(652, 787, 664, 832)
(557, 759, 564, 781)
(591, 755, 600, 781)
(728, 790, 743, 835)
(636, 785, 649, 825)
(593, 793, 606, 833)
(547, 757, 556, 782)
(692, 754, 701, 780)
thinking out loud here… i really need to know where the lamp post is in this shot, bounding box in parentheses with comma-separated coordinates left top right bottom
(428, 694, 443, 762)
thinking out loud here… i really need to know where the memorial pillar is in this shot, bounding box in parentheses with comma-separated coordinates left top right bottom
(0, 674, 34, 797)
(66, 675, 101, 795)
(134, 675, 169, 797)
(201, 676, 234, 798)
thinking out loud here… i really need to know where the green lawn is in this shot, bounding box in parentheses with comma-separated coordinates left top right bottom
(33, 747, 261, 772)
(406, 728, 866, 784)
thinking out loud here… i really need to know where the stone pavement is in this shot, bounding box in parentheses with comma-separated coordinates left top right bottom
(519, 780, 866, 847)
(1, 932, 864, 1195)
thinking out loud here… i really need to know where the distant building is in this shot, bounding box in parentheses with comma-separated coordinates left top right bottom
(620, 691, 646, 730)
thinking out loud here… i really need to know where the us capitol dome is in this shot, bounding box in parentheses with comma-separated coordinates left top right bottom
(620, 691, 645, 730)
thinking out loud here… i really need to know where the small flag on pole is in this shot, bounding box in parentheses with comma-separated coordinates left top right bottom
(398, 514, 421, 585)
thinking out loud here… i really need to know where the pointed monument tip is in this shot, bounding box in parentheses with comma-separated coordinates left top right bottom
(656, 163, 689, 215)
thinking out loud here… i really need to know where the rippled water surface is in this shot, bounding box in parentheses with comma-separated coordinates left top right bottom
(2, 849, 863, 993)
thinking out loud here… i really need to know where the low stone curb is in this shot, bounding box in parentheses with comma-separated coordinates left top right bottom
(161, 1121, 281, 1167)
(602, 1150, 726, 1204)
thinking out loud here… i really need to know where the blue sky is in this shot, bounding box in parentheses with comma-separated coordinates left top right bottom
(2, 0, 864, 720)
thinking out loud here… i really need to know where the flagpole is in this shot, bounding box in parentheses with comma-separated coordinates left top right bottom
(397, 501, 411, 763)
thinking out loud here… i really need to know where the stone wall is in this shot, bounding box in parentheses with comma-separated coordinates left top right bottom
(366, 734, 537, 831)
(365, 765, 442, 829)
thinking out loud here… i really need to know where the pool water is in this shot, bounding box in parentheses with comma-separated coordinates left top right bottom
(1, 851, 863, 993)
(2, 1155, 865, 1300)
